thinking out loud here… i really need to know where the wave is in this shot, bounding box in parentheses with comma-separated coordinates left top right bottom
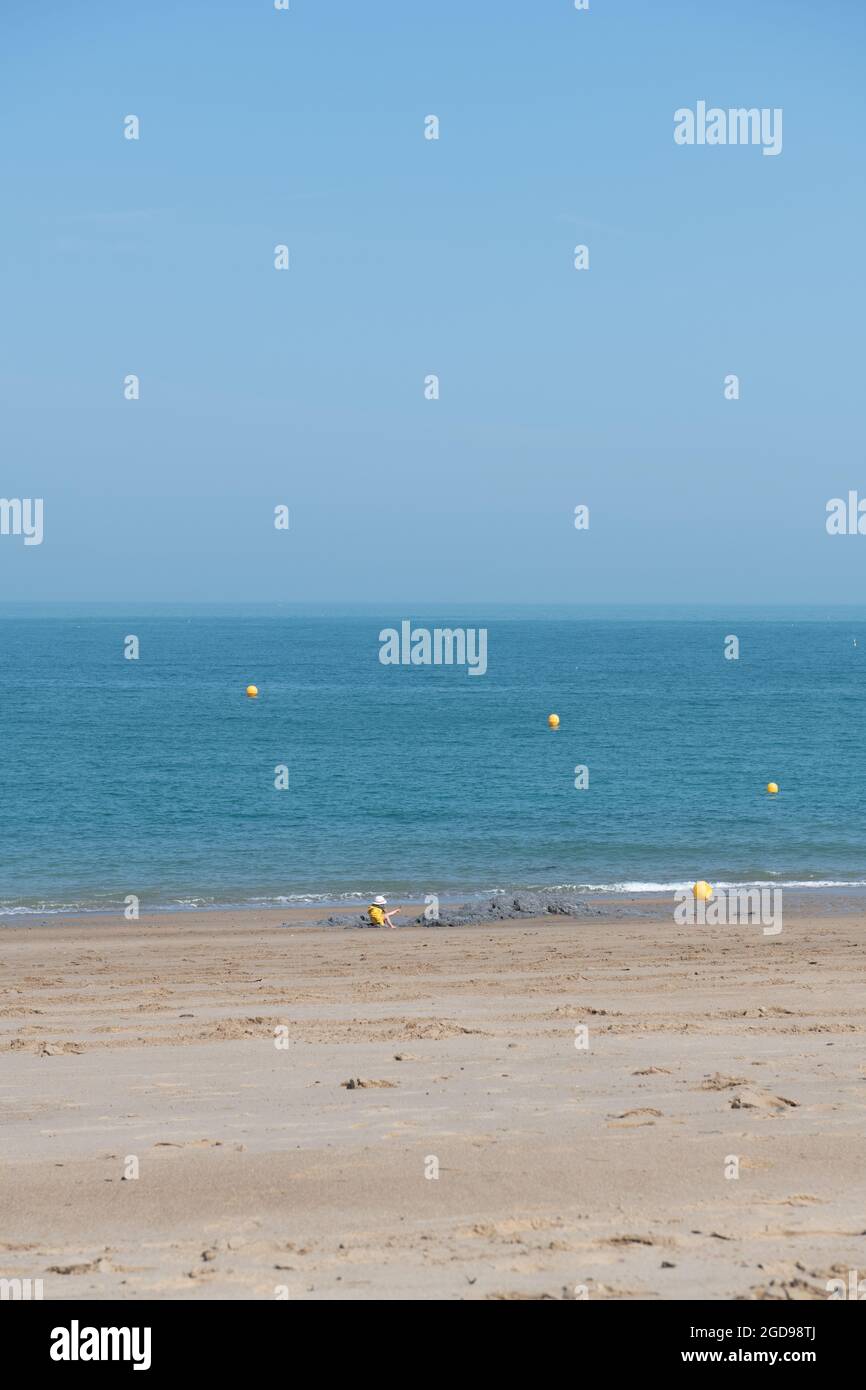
(538, 879, 866, 893)
(4, 878, 866, 917)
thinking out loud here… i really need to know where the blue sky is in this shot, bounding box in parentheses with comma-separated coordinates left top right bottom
(1, 0, 864, 603)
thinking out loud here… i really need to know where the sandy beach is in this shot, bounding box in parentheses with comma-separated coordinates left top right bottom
(2, 905, 865, 1301)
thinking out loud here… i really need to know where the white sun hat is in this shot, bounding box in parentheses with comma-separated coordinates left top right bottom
(373, 895, 387, 906)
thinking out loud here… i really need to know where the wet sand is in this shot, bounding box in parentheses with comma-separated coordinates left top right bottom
(1, 906, 865, 1300)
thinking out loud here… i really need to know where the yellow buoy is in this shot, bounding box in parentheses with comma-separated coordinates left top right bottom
(766, 782, 779, 794)
(246, 685, 259, 698)
(547, 713, 560, 729)
(693, 880, 713, 901)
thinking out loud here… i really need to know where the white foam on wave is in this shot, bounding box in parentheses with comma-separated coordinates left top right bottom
(4, 878, 866, 918)
(540, 879, 866, 894)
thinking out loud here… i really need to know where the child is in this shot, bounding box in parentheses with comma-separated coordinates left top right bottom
(367, 895, 401, 929)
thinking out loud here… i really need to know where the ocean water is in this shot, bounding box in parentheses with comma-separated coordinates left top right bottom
(1, 606, 865, 915)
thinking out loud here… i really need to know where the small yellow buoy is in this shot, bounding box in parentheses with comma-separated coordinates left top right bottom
(766, 781, 778, 795)
(547, 713, 560, 729)
(246, 685, 259, 698)
(693, 880, 713, 901)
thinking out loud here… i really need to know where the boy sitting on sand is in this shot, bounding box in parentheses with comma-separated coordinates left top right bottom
(367, 895, 401, 929)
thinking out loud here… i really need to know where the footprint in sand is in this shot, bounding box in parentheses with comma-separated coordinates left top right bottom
(699, 1072, 748, 1091)
(341, 1078, 397, 1090)
(747, 1277, 826, 1300)
(47, 1256, 113, 1275)
(607, 1108, 663, 1128)
(729, 1088, 799, 1112)
(152, 1138, 225, 1148)
(760, 1194, 824, 1207)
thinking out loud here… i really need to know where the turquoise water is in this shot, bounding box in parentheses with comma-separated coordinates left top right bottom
(1, 606, 865, 914)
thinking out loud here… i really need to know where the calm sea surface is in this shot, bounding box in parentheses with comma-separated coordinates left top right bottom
(1, 606, 864, 914)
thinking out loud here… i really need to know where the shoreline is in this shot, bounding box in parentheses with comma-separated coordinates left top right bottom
(5, 883, 866, 927)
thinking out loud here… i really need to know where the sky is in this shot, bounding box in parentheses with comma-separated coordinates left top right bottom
(1, 0, 864, 604)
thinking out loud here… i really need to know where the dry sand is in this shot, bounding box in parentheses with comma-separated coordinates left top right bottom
(1, 906, 865, 1300)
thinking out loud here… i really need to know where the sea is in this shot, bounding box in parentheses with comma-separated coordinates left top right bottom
(1, 604, 864, 916)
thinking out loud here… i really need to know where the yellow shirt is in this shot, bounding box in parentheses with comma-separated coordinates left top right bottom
(368, 904, 385, 926)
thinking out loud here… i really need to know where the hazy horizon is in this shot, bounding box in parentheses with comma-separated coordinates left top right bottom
(4, 599, 866, 623)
